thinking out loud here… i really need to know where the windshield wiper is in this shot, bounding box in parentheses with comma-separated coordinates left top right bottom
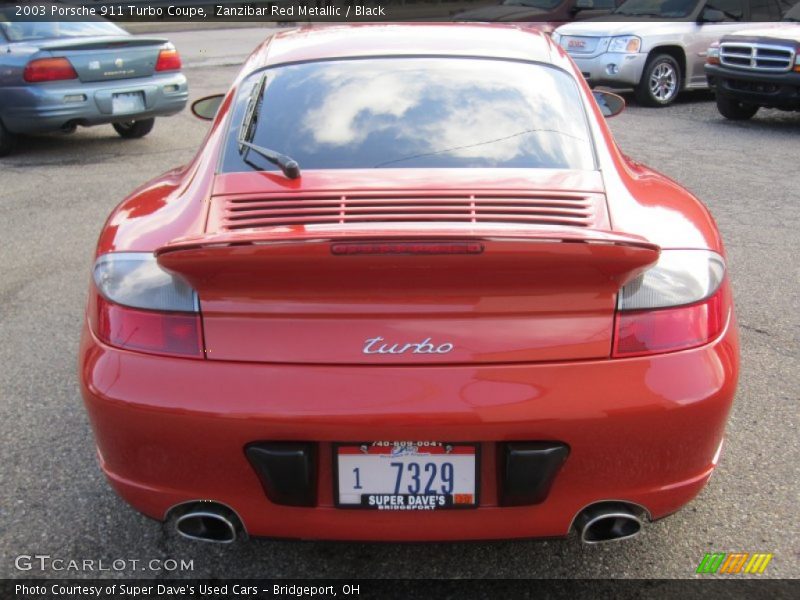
(239, 140, 301, 180)
(237, 72, 301, 180)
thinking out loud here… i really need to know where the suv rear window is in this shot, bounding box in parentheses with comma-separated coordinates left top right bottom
(614, 0, 701, 17)
(221, 57, 596, 173)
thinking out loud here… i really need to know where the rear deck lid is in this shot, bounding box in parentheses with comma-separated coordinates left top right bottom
(157, 170, 660, 365)
(39, 36, 167, 82)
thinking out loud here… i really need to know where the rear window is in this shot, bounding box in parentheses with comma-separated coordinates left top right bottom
(0, 20, 126, 43)
(221, 57, 596, 173)
(613, 0, 702, 18)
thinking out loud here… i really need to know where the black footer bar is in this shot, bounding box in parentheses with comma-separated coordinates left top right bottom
(3, 578, 798, 600)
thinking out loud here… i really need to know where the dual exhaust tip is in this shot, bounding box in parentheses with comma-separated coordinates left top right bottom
(573, 501, 645, 544)
(170, 500, 644, 544)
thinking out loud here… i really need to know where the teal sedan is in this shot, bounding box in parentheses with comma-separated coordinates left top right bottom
(0, 15, 188, 155)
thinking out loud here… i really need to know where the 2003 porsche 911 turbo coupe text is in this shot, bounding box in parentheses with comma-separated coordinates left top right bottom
(79, 24, 739, 544)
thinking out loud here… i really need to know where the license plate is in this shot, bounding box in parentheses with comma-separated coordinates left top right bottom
(335, 442, 478, 510)
(112, 92, 145, 114)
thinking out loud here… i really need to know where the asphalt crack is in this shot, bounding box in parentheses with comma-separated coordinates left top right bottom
(739, 324, 773, 336)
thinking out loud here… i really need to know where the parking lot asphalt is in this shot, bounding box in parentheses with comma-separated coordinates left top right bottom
(0, 29, 798, 580)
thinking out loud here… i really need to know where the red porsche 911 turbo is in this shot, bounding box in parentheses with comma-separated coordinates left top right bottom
(79, 24, 739, 544)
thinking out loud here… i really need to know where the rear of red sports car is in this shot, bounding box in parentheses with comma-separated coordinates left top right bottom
(79, 24, 738, 543)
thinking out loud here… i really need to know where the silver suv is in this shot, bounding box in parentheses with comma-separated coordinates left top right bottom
(553, 0, 790, 106)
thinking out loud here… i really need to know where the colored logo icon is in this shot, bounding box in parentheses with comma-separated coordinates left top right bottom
(696, 553, 773, 574)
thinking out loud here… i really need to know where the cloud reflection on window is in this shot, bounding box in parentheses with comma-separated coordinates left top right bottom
(232, 58, 595, 172)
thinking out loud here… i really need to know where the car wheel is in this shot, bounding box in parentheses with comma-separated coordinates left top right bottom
(0, 119, 18, 157)
(635, 54, 682, 107)
(113, 118, 155, 139)
(715, 94, 759, 121)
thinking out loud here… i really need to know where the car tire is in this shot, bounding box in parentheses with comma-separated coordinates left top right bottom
(113, 118, 155, 139)
(635, 54, 682, 107)
(0, 119, 17, 157)
(715, 94, 759, 120)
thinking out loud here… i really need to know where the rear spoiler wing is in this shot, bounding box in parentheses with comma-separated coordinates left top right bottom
(155, 227, 660, 294)
(156, 226, 659, 256)
(37, 36, 169, 52)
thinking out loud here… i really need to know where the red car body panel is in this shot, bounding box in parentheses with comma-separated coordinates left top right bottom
(79, 23, 739, 541)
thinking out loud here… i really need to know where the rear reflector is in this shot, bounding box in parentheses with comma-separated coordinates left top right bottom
(499, 442, 570, 506)
(331, 241, 484, 255)
(95, 295, 203, 358)
(612, 287, 726, 357)
(23, 58, 78, 83)
(155, 48, 182, 72)
(245, 442, 318, 507)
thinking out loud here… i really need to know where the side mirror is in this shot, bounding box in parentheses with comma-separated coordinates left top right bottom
(593, 90, 625, 118)
(701, 8, 726, 22)
(191, 94, 224, 121)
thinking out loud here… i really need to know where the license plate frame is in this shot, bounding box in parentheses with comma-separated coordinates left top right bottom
(334, 442, 480, 510)
(111, 91, 145, 114)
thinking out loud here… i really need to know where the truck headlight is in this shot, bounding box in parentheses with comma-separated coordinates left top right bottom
(608, 36, 641, 54)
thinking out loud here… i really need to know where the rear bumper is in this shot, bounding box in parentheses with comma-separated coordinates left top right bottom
(0, 72, 188, 134)
(706, 64, 800, 111)
(79, 316, 739, 541)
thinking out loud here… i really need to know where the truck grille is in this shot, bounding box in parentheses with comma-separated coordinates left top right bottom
(720, 42, 795, 72)
(216, 192, 606, 231)
(560, 36, 602, 55)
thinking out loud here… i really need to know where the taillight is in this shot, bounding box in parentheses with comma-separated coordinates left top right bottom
(23, 57, 78, 83)
(155, 45, 182, 72)
(90, 253, 203, 358)
(612, 250, 728, 358)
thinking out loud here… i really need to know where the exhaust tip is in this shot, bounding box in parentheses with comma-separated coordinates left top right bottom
(573, 501, 645, 544)
(171, 502, 242, 544)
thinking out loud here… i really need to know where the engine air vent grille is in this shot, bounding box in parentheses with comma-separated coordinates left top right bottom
(217, 192, 605, 231)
